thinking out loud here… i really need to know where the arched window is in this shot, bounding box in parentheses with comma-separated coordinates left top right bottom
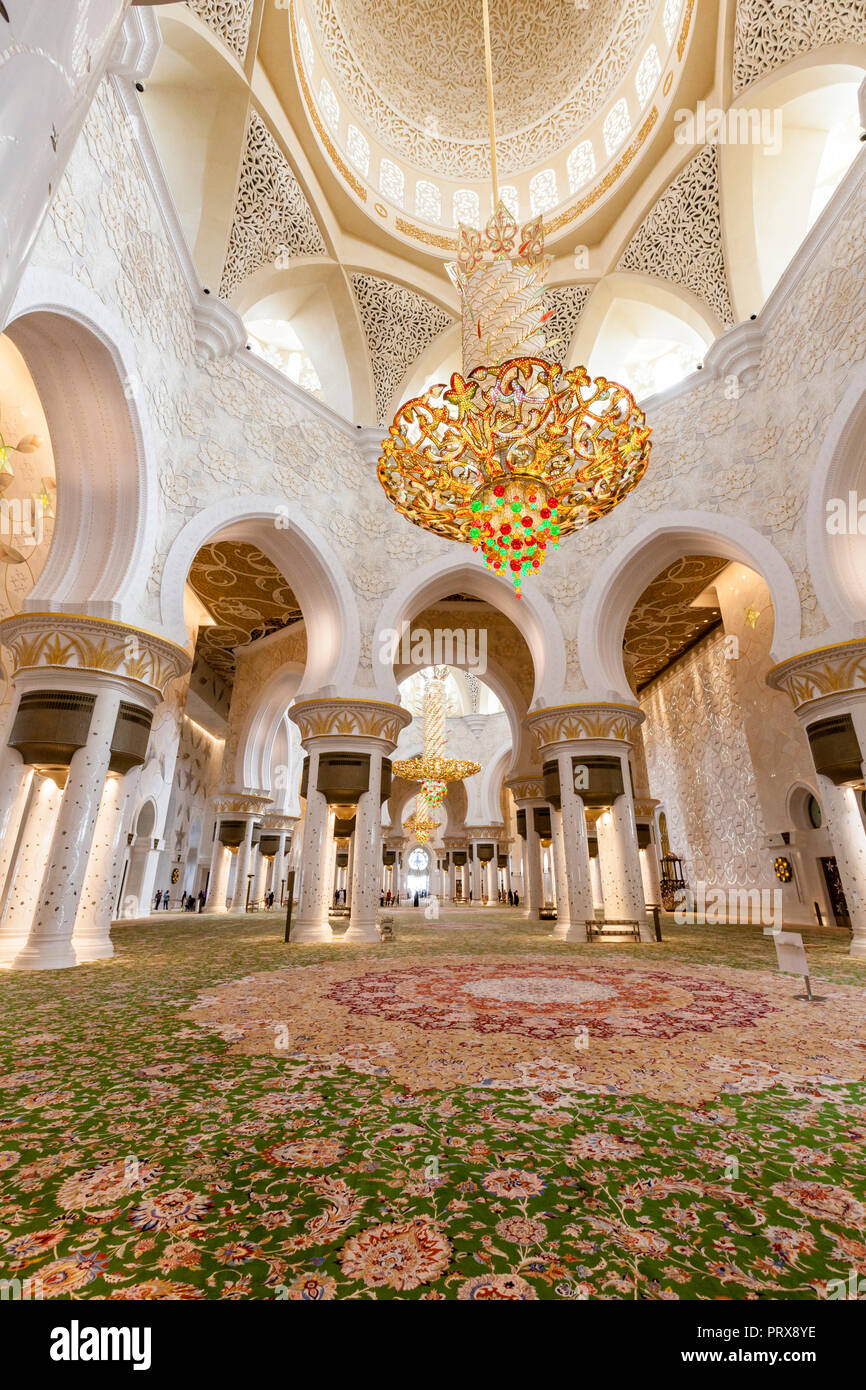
(529, 169, 558, 215)
(567, 141, 595, 195)
(347, 125, 370, 176)
(379, 159, 405, 207)
(416, 180, 442, 223)
(604, 99, 631, 156)
(636, 45, 661, 108)
(318, 78, 340, 133)
(453, 189, 480, 227)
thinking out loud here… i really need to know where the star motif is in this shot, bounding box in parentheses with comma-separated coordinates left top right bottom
(744, 605, 761, 629)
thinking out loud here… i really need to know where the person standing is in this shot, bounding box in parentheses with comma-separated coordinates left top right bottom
(154, 889, 162, 912)
(162, 889, 170, 910)
(198, 890, 205, 913)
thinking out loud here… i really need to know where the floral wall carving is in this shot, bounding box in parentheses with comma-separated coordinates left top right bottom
(186, 0, 255, 63)
(732, 0, 866, 97)
(349, 272, 454, 423)
(641, 628, 773, 892)
(617, 144, 735, 327)
(220, 110, 327, 299)
(543, 285, 592, 362)
(307, 0, 656, 179)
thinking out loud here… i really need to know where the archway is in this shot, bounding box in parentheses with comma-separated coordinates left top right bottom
(806, 356, 866, 632)
(5, 271, 158, 624)
(372, 554, 566, 715)
(579, 510, 803, 699)
(160, 496, 360, 695)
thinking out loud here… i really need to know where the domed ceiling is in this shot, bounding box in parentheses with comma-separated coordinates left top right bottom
(306, 0, 657, 178)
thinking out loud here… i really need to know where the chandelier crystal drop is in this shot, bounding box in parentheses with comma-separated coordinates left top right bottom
(377, 3, 652, 595)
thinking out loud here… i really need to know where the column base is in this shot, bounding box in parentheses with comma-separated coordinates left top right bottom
(290, 920, 334, 943)
(562, 922, 588, 943)
(550, 920, 572, 940)
(0, 932, 29, 968)
(208, 905, 229, 914)
(343, 921, 380, 942)
(10, 941, 78, 970)
(72, 938, 115, 962)
(850, 937, 866, 958)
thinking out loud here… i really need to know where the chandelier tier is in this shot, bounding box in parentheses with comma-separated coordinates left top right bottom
(377, 1, 652, 595)
(394, 667, 480, 842)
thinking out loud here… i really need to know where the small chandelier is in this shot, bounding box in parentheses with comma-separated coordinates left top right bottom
(394, 667, 480, 842)
(403, 809, 439, 845)
(377, 2, 651, 595)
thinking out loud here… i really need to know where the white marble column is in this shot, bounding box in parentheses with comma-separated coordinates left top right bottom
(640, 843, 662, 908)
(589, 852, 604, 911)
(555, 750, 595, 942)
(481, 856, 493, 904)
(209, 842, 232, 912)
(232, 820, 255, 913)
(0, 774, 61, 966)
(13, 685, 121, 970)
(272, 833, 287, 904)
(596, 785, 651, 940)
(0, 747, 31, 904)
(521, 809, 544, 920)
(550, 807, 571, 934)
(818, 776, 866, 957)
(293, 749, 334, 942)
(251, 848, 268, 907)
(72, 771, 134, 961)
(205, 825, 227, 911)
(345, 749, 383, 941)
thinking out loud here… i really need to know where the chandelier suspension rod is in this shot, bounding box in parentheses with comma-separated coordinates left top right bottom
(481, 0, 499, 205)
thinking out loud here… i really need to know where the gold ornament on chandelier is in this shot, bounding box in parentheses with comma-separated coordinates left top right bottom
(377, 1, 652, 595)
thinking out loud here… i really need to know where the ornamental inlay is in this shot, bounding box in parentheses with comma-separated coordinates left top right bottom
(0, 614, 191, 696)
(350, 273, 454, 423)
(617, 144, 734, 327)
(186, 0, 254, 63)
(767, 641, 866, 711)
(220, 111, 327, 300)
(732, 0, 866, 97)
(306, 0, 656, 180)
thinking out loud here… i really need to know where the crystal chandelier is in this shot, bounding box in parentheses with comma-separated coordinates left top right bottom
(403, 809, 439, 845)
(394, 667, 480, 842)
(377, 2, 652, 595)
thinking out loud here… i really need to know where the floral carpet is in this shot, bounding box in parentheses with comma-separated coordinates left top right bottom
(1, 909, 865, 1301)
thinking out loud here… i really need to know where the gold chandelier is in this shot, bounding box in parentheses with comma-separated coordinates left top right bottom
(403, 809, 439, 845)
(394, 667, 480, 842)
(377, 1, 651, 595)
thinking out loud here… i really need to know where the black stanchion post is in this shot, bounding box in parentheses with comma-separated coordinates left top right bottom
(284, 870, 296, 943)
